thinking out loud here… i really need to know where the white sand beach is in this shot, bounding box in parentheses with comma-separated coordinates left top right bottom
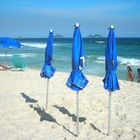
(0, 69, 140, 140)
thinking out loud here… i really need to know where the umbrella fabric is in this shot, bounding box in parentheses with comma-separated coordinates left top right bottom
(103, 27, 120, 92)
(0, 37, 22, 48)
(40, 32, 56, 78)
(66, 26, 88, 91)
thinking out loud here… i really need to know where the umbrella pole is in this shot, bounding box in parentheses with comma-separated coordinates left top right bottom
(76, 91, 79, 137)
(108, 91, 112, 135)
(46, 78, 49, 110)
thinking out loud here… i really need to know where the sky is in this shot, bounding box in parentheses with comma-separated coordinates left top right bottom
(0, 0, 140, 38)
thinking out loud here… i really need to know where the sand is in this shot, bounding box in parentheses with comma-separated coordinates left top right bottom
(0, 69, 140, 140)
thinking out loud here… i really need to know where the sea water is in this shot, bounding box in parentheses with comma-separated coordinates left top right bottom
(0, 38, 140, 80)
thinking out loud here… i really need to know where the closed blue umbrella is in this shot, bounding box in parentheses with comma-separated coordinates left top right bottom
(66, 23, 88, 137)
(103, 25, 120, 135)
(40, 29, 56, 109)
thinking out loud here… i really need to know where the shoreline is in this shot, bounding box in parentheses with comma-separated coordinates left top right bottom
(23, 68, 138, 83)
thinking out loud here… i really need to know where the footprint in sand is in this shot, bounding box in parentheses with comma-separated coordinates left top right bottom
(120, 114, 127, 121)
(132, 128, 137, 139)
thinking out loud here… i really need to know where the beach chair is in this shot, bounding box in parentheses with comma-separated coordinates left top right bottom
(12, 54, 26, 71)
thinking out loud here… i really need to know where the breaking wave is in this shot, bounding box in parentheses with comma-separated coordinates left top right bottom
(96, 56, 140, 66)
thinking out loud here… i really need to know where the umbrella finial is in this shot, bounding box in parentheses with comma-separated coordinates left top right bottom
(49, 29, 53, 33)
(110, 25, 114, 29)
(75, 23, 80, 28)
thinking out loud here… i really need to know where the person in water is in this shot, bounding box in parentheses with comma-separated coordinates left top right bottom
(137, 69, 140, 83)
(127, 66, 134, 81)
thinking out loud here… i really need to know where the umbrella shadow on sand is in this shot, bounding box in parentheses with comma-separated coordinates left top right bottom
(90, 123, 108, 136)
(53, 105, 87, 137)
(54, 105, 108, 136)
(21, 93, 38, 103)
(53, 105, 87, 123)
(20, 93, 60, 126)
(30, 104, 61, 126)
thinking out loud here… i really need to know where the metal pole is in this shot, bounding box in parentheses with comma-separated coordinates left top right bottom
(46, 78, 49, 110)
(108, 91, 112, 135)
(76, 91, 79, 137)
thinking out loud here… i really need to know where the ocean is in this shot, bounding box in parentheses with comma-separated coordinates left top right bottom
(0, 38, 140, 80)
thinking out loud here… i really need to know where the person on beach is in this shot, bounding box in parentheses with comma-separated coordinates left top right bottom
(127, 66, 134, 81)
(0, 64, 11, 71)
(137, 69, 140, 83)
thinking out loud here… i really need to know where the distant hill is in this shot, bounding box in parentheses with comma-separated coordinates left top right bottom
(87, 34, 103, 38)
(54, 34, 64, 38)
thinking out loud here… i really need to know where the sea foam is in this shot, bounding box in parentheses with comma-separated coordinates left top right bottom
(22, 42, 61, 48)
(0, 53, 37, 57)
(96, 56, 140, 66)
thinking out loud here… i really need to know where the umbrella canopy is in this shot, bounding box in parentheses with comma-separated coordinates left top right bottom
(0, 37, 22, 48)
(66, 23, 88, 91)
(103, 26, 120, 91)
(40, 30, 56, 78)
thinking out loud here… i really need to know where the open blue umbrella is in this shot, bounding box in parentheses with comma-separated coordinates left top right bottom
(103, 25, 120, 135)
(40, 29, 56, 109)
(0, 37, 23, 65)
(66, 23, 89, 137)
(0, 37, 22, 48)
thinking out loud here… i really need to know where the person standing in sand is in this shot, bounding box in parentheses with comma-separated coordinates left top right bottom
(127, 66, 134, 81)
(137, 69, 140, 83)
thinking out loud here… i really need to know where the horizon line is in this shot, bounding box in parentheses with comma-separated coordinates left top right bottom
(14, 37, 140, 39)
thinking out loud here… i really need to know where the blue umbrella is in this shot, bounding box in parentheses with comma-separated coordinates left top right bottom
(66, 23, 88, 137)
(103, 25, 120, 135)
(40, 29, 56, 109)
(0, 37, 23, 65)
(0, 37, 22, 48)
